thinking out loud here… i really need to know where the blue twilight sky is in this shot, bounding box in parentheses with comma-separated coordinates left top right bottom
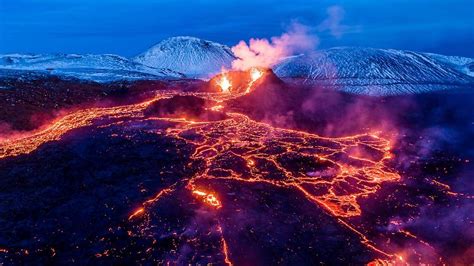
(0, 0, 473, 57)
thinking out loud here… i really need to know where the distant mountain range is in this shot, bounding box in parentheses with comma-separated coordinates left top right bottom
(0, 53, 184, 83)
(274, 47, 474, 95)
(1, 36, 473, 96)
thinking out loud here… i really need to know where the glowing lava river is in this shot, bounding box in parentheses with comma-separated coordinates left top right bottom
(0, 86, 469, 264)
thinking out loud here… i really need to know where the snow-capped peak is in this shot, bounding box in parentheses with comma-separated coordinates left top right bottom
(133, 36, 235, 78)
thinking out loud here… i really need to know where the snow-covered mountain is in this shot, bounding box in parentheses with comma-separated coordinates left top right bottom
(0, 53, 184, 82)
(133, 36, 235, 78)
(274, 47, 474, 96)
(2, 39, 473, 96)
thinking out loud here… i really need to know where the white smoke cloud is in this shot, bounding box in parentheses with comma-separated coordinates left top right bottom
(231, 23, 318, 71)
(231, 5, 348, 70)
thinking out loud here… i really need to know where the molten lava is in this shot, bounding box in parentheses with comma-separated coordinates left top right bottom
(212, 68, 265, 95)
(250, 67, 263, 81)
(128, 208, 145, 220)
(245, 67, 264, 93)
(217, 74, 231, 93)
(191, 189, 222, 209)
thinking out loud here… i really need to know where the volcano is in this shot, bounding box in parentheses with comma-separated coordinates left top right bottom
(207, 68, 282, 94)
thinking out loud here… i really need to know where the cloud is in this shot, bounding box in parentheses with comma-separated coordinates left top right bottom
(317, 5, 347, 38)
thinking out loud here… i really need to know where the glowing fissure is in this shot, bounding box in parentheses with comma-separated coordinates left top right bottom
(217, 224, 233, 266)
(128, 186, 175, 221)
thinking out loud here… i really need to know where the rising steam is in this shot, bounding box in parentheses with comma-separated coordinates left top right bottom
(231, 23, 318, 70)
(231, 5, 347, 70)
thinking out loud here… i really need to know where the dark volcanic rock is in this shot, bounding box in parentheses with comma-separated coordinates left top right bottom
(144, 95, 227, 121)
(0, 76, 172, 132)
(0, 119, 197, 264)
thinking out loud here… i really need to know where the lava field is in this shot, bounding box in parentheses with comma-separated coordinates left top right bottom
(0, 69, 472, 265)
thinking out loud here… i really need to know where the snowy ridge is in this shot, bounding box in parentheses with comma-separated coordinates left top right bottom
(0, 53, 184, 82)
(274, 47, 474, 96)
(133, 36, 235, 78)
(1, 37, 473, 95)
(423, 53, 474, 78)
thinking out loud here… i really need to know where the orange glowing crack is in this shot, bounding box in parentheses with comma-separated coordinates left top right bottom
(163, 110, 401, 258)
(128, 186, 175, 221)
(222, 237, 232, 266)
(399, 229, 436, 250)
(128, 208, 145, 220)
(217, 224, 233, 266)
(430, 179, 461, 197)
(144, 187, 174, 205)
(338, 219, 393, 258)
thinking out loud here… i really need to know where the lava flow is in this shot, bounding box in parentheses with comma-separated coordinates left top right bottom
(0, 74, 405, 264)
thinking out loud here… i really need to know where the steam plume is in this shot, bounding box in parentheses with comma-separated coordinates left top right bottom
(231, 23, 318, 70)
(230, 5, 348, 70)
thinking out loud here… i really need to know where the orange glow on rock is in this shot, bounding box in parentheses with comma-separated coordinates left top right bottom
(128, 208, 144, 220)
(192, 189, 222, 209)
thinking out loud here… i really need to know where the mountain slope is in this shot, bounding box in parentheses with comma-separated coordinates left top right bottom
(424, 53, 474, 78)
(274, 47, 474, 96)
(133, 36, 235, 78)
(0, 53, 184, 82)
